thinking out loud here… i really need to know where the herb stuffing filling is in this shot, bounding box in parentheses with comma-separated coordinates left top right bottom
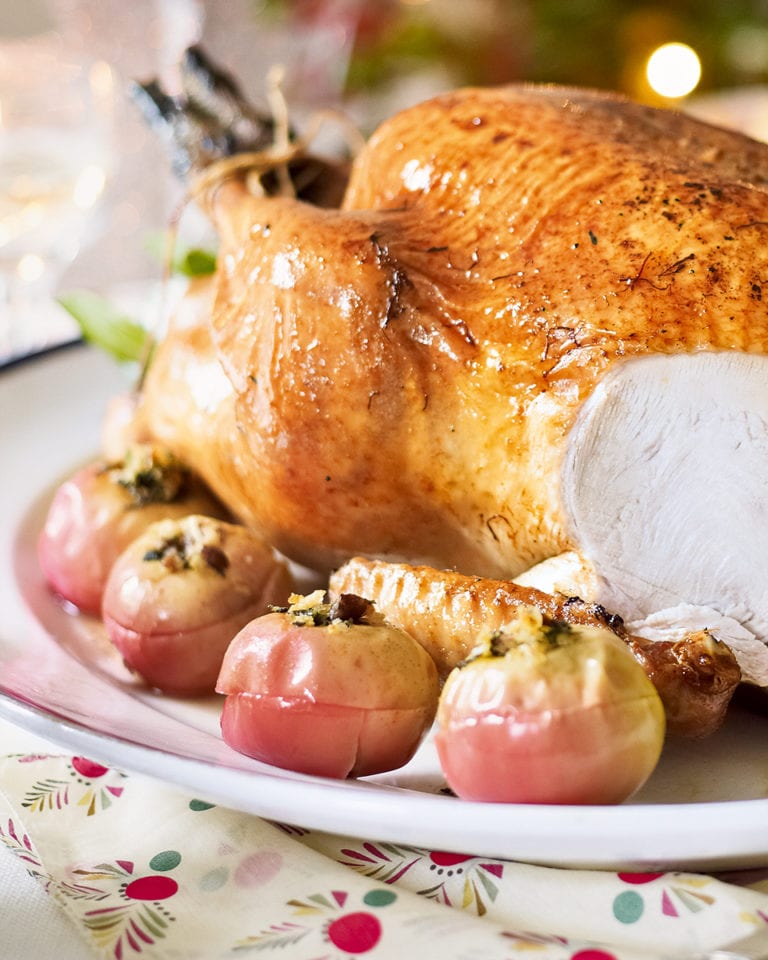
(141, 516, 230, 576)
(273, 590, 377, 628)
(463, 607, 576, 665)
(108, 444, 189, 507)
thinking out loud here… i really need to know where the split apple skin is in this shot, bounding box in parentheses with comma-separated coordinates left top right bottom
(216, 592, 440, 778)
(435, 608, 666, 805)
(38, 444, 228, 615)
(102, 514, 293, 696)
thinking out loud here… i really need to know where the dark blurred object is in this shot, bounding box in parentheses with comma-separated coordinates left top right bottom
(131, 45, 277, 177)
(131, 45, 350, 207)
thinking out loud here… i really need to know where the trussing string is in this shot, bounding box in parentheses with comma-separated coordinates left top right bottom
(266, 64, 295, 199)
(136, 71, 364, 389)
(190, 113, 364, 204)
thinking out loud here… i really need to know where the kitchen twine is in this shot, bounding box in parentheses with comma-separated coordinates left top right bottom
(2, 752, 768, 960)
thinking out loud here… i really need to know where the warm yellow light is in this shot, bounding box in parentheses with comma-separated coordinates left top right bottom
(646, 42, 702, 99)
(89, 59, 114, 101)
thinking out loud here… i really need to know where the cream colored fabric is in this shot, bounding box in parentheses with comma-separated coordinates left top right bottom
(2, 720, 768, 960)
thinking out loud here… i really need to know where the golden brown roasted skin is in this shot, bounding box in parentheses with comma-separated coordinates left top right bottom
(329, 556, 624, 676)
(330, 556, 742, 737)
(625, 632, 741, 739)
(138, 85, 768, 575)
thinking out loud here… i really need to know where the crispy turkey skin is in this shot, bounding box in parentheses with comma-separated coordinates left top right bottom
(136, 85, 768, 663)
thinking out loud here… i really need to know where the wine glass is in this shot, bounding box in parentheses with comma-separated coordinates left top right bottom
(0, 28, 113, 357)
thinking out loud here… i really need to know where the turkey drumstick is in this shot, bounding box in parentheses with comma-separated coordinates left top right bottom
(329, 556, 741, 739)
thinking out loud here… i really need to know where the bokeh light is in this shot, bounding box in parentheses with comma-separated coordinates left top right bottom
(646, 42, 702, 98)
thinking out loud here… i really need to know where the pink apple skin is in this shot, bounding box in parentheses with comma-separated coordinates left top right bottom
(38, 448, 228, 614)
(216, 596, 439, 776)
(102, 515, 294, 695)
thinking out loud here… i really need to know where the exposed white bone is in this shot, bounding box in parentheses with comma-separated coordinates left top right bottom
(513, 550, 600, 600)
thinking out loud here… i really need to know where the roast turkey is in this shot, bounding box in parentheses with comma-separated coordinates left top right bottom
(134, 79, 768, 687)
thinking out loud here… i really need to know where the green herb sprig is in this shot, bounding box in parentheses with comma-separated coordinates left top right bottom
(144, 232, 217, 278)
(57, 290, 149, 364)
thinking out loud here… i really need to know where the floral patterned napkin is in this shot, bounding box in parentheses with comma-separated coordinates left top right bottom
(2, 749, 768, 960)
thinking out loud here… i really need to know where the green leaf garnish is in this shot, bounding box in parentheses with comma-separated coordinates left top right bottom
(176, 247, 217, 277)
(57, 290, 148, 364)
(143, 231, 217, 277)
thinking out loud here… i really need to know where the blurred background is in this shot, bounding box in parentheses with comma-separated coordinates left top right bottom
(3, 0, 768, 352)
